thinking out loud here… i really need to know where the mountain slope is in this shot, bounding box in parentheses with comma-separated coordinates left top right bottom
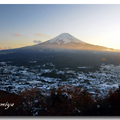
(0, 33, 119, 53)
(30, 33, 115, 51)
(45, 33, 85, 44)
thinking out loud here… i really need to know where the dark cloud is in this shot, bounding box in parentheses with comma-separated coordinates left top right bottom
(33, 40, 41, 44)
(14, 34, 21, 36)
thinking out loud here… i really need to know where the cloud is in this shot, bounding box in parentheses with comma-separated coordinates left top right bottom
(14, 34, 21, 36)
(34, 33, 51, 38)
(33, 40, 41, 44)
(34, 33, 42, 36)
(2, 47, 11, 50)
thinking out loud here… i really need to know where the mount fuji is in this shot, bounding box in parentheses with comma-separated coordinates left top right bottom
(0, 33, 118, 53)
(28, 33, 113, 51)
(0, 33, 119, 67)
(45, 33, 85, 44)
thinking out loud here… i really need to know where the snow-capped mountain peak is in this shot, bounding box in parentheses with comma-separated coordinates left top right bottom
(46, 33, 85, 44)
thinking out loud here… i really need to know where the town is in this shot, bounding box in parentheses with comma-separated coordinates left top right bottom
(0, 61, 120, 99)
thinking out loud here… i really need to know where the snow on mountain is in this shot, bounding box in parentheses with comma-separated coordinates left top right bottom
(45, 33, 85, 44)
(30, 33, 111, 51)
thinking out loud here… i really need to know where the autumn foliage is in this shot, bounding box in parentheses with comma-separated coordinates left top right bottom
(0, 86, 120, 116)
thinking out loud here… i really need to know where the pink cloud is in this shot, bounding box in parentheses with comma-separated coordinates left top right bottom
(34, 33, 42, 36)
(34, 33, 51, 38)
(14, 34, 21, 36)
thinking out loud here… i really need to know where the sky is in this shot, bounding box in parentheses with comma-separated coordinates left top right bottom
(1, 4, 120, 50)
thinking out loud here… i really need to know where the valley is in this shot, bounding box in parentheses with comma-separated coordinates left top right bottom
(1, 54, 120, 99)
(1, 33, 120, 115)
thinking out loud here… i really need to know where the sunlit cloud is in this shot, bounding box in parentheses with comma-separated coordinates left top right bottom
(34, 33, 51, 38)
(14, 34, 21, 36)
(34, 33, 41, 36)
(33, 40, 41, 44)
(0, 48, 3, 50)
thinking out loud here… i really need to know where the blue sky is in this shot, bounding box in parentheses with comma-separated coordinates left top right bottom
(1, 4, 120, 50)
